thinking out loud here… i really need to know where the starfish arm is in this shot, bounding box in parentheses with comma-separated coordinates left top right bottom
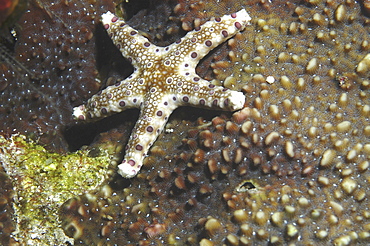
(167, 9, 251, 76)
(117, 94, 177, 178)
(101, 11, 164, 69)
(176, 77, 246, 111)
(73, 73, 145, 120)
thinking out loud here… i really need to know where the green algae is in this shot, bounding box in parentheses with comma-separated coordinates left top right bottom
(0, 134, 113, 245)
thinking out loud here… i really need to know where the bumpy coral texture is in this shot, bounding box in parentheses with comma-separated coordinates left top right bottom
(0, 0, 184, 153)
(0, 0, 115, 152)
(60, 0, 370, 245)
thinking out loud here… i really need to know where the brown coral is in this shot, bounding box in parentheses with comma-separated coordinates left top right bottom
(60, 0, 370, 245)
(0, 0, 115, 152)
(1, 0, 369, 245)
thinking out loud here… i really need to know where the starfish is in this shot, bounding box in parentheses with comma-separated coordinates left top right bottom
(73, 9, 251, 178)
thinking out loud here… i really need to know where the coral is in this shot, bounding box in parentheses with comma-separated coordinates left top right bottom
(117, 0, 181, 45)
(1, 0, 369, 245)
(0, 0, 184, 153)
(60, 0, 369, 245)
(61, 104, 370, 245)
(0, 134, 113, 245)
(0, 0, 115, 152)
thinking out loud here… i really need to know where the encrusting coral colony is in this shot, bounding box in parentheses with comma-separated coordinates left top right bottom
(0, 0, 369, 245)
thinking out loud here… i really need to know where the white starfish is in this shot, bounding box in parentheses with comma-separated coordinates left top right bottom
(73, 9, 251, 178)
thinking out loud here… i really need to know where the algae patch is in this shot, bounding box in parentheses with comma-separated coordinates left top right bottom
(0, 134, 113, 245)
